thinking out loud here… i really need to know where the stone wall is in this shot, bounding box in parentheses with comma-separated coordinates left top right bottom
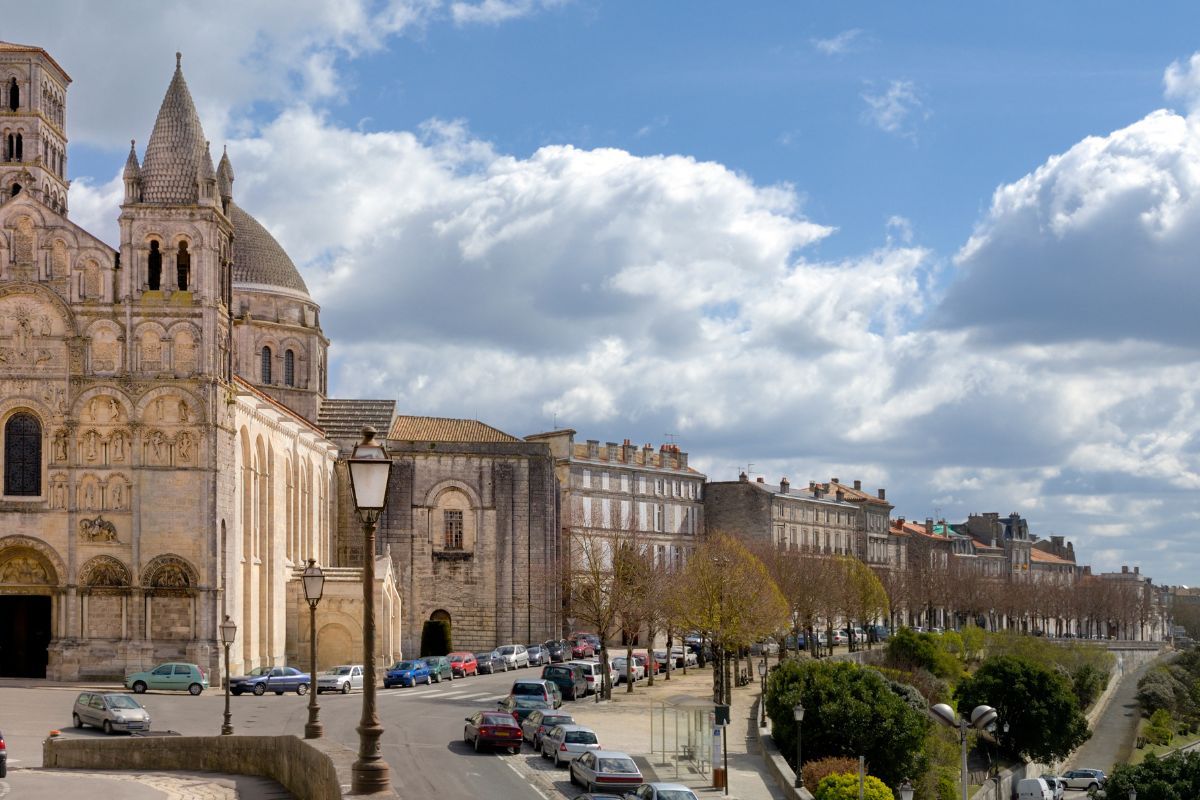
(704, 481, 772, 539)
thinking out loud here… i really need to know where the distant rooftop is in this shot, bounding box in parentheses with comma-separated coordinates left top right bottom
(318, 399, 396, 442)
(388, 415, 519, 443)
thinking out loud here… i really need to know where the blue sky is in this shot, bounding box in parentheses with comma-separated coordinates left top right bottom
(10, 2, 1200, 585)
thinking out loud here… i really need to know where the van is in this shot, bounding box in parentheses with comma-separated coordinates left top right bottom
(1015, 778, 1053, 800)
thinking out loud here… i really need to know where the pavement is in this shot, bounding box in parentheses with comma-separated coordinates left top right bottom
(0, 769, 291, 800)
(1063, 655, 1157, 775)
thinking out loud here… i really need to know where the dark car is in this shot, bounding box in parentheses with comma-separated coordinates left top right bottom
(464, 710, 524, 753)
(527, 644, 547, 666)
(544, 640, 568, 662)
(521, 709, 575, 748)
(476, 651, 508, 674)
(229, 666, 311, 696)
(0, 729, 7, 777)
(422, 655, 455, 683)
(542, 663, 588, 700)
(498, 694, 553, 723)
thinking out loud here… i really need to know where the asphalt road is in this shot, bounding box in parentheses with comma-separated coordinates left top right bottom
(0, 663, 561, 798)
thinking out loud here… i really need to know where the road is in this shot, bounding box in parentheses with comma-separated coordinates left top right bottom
(0, 663, 568, 798)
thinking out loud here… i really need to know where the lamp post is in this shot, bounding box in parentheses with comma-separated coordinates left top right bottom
(757, 658, 767, 727)
(347, 426, 393, 795)
(898, 779, 914, 800)
(219, 615, 237, 736)
(1129, 788, 1137, 800)
(302, 558, 326, 739)
(932, 703, 998, 800)
(793, 702, 805, 788)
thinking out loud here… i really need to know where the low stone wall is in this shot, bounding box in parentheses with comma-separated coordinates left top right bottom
(754, 697, 815, 800)
(42, 734, 373, 799)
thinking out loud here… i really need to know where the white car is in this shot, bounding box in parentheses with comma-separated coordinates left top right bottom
(670, 646, 698, 668)
(316, 664, 364, 694)
(494, 644, 529, 669)
(611, 656, 644, 683)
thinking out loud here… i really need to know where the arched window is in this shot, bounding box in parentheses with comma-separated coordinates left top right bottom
(10, 183, 20, 197)
(14, 133, 21, 161)
(8, 79, 17, 111)
(147, 240, 161, 290)
(5, 134, 12, 161)
(176, 241, 190, 291)
(261, 346, 272, 384)
(284, 349, 295, 387)
(4, 413, 41, 496)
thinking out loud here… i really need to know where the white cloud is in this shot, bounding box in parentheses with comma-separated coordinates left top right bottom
(861, 80, 929, 139)
(812, 29, 863, 56)
(450, 0, 566, 25)
(1164, 52, 1200, 114)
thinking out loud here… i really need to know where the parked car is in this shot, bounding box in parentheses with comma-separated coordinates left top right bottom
(526, 644, 547, 666)
(317, 664, 364, 694)
(1015, 777, 1053, 800)
(541, 724, 601, 766)
(494, 644, 530, 669)
(627, 783, 701, 800)
(1062, 769, 1106, 791)
(570, 639, 596, 659)
(569, 749, 644, 793)
(568, 660, 609, 694)
(497, 694, 553, 723)
(521, 709, 575, 748)
(72, 692, 151, 734)
(125, 662, 209, 695)
(229, 666, 311, 696)
(0, 729, 5, 778)
(611, 656, 644, 683)
(542, 663, 589, 700)
(1038, 775, 1066, 800)
(464, 710, 524, 753)
(544, 640, 569, 663)
(669, 647, 698, 668)
(448, 652, 478, 677)
(511, 678, 563, 707)
(870, 625, 890, 642)
(476, 651, 508, 674)
(423, 655, 455, 682)
(384, 659, 432, 688)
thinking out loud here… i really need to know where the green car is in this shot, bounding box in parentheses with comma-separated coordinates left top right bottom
(125, 662, 209, 695)
(421, 655, 455, 683)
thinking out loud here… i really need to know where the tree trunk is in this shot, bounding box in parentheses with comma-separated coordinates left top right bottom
(665, 628, 673, 681)
(600, 644, 611, 700)
(626, 643, 634, 693)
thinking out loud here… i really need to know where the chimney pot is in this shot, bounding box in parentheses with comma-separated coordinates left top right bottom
(780, 477, 790, 492)
(925, 518, 933, 534)
(1135, 566, 1140, 575)
(853, 479, 861, 490)
(756, 476, 765, 483)
(1122, 565, 1129, 574)
(739, 471, 749, 482)
(832, 477, 839, 484)
(898, 516, 905, 526)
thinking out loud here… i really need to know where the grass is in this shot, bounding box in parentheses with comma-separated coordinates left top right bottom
(1130, 731, 1200, 764)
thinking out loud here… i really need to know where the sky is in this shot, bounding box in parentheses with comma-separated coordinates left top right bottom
(7, 2, 1200, 584)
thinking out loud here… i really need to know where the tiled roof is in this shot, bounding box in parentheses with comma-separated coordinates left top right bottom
(140, 54, 208, 205)
(821, 480, 890, 506)
(0, 40, 71, 81)
(1030, 548, 1074, 566)
(318, 399, 396, 442)
(891, 519, 951, 541)
(228, 201, 310, 295)
(388, 415, 519, 443)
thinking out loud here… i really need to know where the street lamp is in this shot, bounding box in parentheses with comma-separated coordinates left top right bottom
(219, 615, 237, 736)
(898, 779, 914, 800)
(347, 426, 393, 795)
(932, 703, 998, 800)
(302, 558, 325, 739)
(1128, 788, 1137, 800)
(793, 702, 805, 788)
(757, 658, 767, 727)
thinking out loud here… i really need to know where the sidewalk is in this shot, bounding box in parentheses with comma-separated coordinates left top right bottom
(561, 666, 787, 800)
(0, 769, 293, 800)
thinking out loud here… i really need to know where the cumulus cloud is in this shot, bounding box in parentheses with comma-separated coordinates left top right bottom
(1164, 52, 1200, 113)
(811, 29, 863, 56)
(861, 80, 929, 139)
(450, 0, 566, 25)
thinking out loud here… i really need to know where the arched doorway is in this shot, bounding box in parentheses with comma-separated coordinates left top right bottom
(0, 545, 59, 678)
(430, 609, 451, 624)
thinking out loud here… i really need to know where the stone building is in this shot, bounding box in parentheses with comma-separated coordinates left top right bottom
(337, 416, 561, 655)
(0, 42, 399, 680)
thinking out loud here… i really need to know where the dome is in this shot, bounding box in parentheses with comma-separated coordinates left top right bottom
(228, 201, 310, 295)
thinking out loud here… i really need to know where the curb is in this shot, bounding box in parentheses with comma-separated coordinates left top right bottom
(752, 695, 814, 800)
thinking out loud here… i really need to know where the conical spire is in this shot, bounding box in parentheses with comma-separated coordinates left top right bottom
(199, 140, 216, 181)
(140, 51, 208, 205)
(123, 139, 141, 180)
(217, 144, 234, 200)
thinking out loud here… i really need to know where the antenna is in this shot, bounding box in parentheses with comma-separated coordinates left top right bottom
(746, 462, 755, 477)
(664, 432, 678, 445)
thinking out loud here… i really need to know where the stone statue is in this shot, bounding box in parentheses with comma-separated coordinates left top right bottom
(178, 400, 189, 423)
(78, 516, 119, 543)
(111, 481, 125, 509)
(53, 430, 67, 461)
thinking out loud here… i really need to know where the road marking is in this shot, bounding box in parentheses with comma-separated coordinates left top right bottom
(504, 759, 550, 800)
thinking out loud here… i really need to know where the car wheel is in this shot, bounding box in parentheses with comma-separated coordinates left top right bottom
(1088, 784, 1098, 792)
(568, 767, 577, 786)
(103, 720, 114, 735)
(425, 675, 432, 685)
(73, 712, 84, 729)
(341, 682, 351, 694)
(132, 681, 147, 694)
(473, 736, 482, 753)
(464, 728, 471, 744)
(509, 746, 518, 755)
(188, 683, 203, 696)
(232, 689, 243, 696)
(0, 762, 5, 778)
(253, 683, 266, 696)
(554, 752, 561, 767)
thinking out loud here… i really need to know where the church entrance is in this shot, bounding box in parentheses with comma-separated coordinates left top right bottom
(0, 595, 51, 678)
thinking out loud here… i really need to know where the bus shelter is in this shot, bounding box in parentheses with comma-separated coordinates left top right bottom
(649, 694, 717, 780)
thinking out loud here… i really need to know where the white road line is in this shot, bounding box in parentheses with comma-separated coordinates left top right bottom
(504, 759, 550, 800)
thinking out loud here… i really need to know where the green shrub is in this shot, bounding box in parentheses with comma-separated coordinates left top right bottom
(814, 772, 894, 800)
(1072, 663, 1108, 709)
(885, 628, 960, 680)
(802, 757, 860, 795)
(419, 619, 451, 656)
(960, 624, 985, 662)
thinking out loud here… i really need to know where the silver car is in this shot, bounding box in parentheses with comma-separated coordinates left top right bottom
(317, 664, 365, 694)
(1061, 769, 1106, 792)
(541, 724, 600, 767)
(628, 783, 701, 800)
(494, 644, 529, 669)
(72, 691, 151, 734)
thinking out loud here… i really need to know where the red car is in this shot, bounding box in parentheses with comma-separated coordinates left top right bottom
(449, 652, 478, 677)
(570, 639, 595, 658)
(464, 710, 524, 753)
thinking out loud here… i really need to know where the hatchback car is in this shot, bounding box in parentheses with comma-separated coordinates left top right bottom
(570, 639, 596, 659)
(229, 666, 311, 696)
(569, 749, 643, 793)
(317, 664, 364, 694)
(611, 656, 644, 683)
(125, 662, 208, 695)
(544, 640, 568, 662)
(568, 660, 606, 694)
(541, 724, 600, 766)
(494, 644, 529, 669)
(511, 678, 563, 707)
(72, 692, 151, 734)
(384, 659, 432, 688)
(476, 651, 507, 674)
(1062, 769, 1106, 791)
(627, 784, 700, 800)
(448, 652, 478, 677)
(498, 694, 553, 723)
(521, 709, 575, 748)
(1038, 775, 1066, 800)
(464, 710, 524, 753)
(422, 655, 455, 682)
(543, 663, 588, 700)
(526, 644, 547, 666)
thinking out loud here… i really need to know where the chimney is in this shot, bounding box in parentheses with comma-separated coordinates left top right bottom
(780, 477, 790, 493)
(606, 442, 618, 461)
(877, 488, 886, 500)
(836, 489, 844, 502)
(853, 479, 861, 490)
(898, 516, 905, 527)
(809, 481, 816, 490)
(831, 477, 840, 485)
(925, 518, 933, 534)
(679, 451, 688, 469)
(756, 476, 765, 483)
(739, 471, 749, 482)
(623, 440, 636, 461)
(1122, 565, 1129, 574)
(1135, 566, 1140, 575)
(642, 443, 653, 464)
(586, 439, 599, 459)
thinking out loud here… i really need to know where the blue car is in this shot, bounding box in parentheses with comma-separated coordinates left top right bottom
(228, 666, 311, 696)
(384, 659, 433, 688)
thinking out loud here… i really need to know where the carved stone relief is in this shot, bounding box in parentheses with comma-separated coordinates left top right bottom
(175, 431, 194, 465)
(79, 516, 120, 543)
(91, 329, 121, 373)
(85, 396, 122, 425)
(49, 473, 67, 509)
(80, 556, 130, 588)
(0, 300, 58, 368)
(174, 330, 196, 377)
(140, 331, 162, 372)
(13, 216, 34, 265)
(0, 555, 49, 585)
(145, 429, 169, 465)
(83, 260, 100, 299)
(51, 239, 68, 278)
(108, 430, 127, 464)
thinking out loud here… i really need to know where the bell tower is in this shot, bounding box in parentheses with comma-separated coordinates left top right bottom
(0, 41, 71, 214)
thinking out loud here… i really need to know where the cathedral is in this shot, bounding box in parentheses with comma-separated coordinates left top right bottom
(0, 41, 407, 681)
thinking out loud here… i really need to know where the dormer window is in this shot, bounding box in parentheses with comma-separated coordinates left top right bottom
(261, 346, 272, 384)
(176, 241, 190, 291)
(147, 240, 162, 290)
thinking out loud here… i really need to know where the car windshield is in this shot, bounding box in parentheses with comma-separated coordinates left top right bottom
(515, 697, 547, 708)
(512, 683, 544, 696)
(422, 657, 440, 665)
(105, 695, 141, 709)
(658, 791, 698, 800)
(598, 758, 638, 773)
(475, 653, 492, 660)
(498, 646, 514, 654)
(564, 730, 597, 744)
(328, 667, 352, 675)
(483, 714, 515, 726)
(394, 661, 422, 670)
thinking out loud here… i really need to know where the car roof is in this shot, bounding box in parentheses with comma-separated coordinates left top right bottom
(646, 783, 692, 790)
(551, 724, 594, 732)
(591, 750, 633, 758)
